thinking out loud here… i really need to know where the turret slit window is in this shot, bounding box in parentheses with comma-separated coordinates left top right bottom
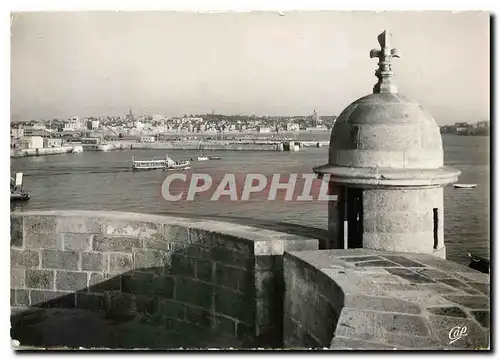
(433, 208, 438, 249)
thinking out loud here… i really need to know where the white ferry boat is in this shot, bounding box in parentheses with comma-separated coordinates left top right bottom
(132, 154, 191, 171)
(197, 155, 209, 161)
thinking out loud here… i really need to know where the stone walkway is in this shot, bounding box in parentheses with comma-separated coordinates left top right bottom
(287, 249, 490, 350)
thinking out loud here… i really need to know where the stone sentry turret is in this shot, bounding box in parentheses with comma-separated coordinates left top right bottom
(314, 30, 460, 258)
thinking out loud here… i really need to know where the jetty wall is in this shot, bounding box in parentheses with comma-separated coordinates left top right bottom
(10, 146, 78, 158)
(131, 142, 281, 151)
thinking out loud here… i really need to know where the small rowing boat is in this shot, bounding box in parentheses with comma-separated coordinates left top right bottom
(454, 184, 477, 189)
(468, 253, 489, 274)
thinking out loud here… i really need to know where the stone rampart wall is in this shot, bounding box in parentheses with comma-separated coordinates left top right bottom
(283, 249, 490, 350)
(10, 211, 318, 347)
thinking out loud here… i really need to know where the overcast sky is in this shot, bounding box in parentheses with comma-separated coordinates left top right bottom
(10, 11, 489, 124)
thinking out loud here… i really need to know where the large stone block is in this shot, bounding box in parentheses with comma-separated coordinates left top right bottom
(175, 278, 213, 310)
(11, 249, 40, 268)
(12, 289, 29, 306)
(213, 235, 254, 254)
(56, 216, 104, 234)
(254, 240, 284, 256)
(214, 263, 241, 291)
(211, 247, 253, 269)
(10, 216, 23, 247)
(143, 238, 173, 251)
(108, 253, 133, 273)
(81, 252, 105, 272)
(133, 249, 168, 270)
(24, 232, 61, 250)
(121, 272, 156, 296)
(61, 233, 93, 251)
(11, 268, 25, 288)
(30, 290, 75, 308)
(41, 249, 79, 270)
(103, 220, 164, 239)
(153, 276, 175, 298)
(88, 273, 121, 292)
(26, 269, 54, 290)
(196, 259, 213, 282)
(24, 216, 57, 235)
(282, 239, 319, 252)
(165, 225, 190, 243)
(106, 292, 135, 314)
(188, 228, 228, 249)
(93, 235, 141, 253)
(186, 245, 210, 259)
(214, 286, 254, 323)
(56, 271, 88, 291)
(171, 254, 196, 278)
(344, 294, 421, 314)
(76, 292, 105, 311)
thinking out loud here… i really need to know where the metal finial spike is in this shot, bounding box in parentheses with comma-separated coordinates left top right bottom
(370, 30, 400, 94)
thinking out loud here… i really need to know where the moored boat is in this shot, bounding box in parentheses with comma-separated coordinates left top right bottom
(11, 192, 31, 201)
(197, 155, 209, 161)
(72, 145, 84, 153)
(10, 172, 31, 202)
(468, 253, 489, 274)
(454, 184, 477, 189)
(208, 156, 221, 160)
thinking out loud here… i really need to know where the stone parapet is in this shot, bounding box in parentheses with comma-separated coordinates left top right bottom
(10, 210, 318, 348)
(283, 249, 490, 350)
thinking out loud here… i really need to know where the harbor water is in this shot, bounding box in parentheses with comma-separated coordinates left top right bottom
(10, 134, 489, 266)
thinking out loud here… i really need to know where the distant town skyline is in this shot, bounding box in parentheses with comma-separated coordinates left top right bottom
(11, 11, 490, 124)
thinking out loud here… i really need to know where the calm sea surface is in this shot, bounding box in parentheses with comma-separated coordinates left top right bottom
(11, 133, 490, 265)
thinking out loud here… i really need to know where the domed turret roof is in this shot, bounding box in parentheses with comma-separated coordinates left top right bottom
(329, 92, 443, 169)
(314, 30, 460, 187)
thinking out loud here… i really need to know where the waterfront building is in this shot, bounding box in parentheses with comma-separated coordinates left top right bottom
(140, 135, 155, 143)
(11, 126, 24, 140)
(43, 138, 63, 148)
(91, 119, 100, 129)
(64, 117, 83, 131)
(21, 135, 44, 149)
